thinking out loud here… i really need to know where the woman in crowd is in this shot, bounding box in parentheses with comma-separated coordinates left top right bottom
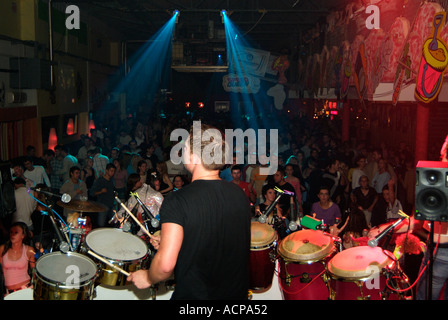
(255, 184, 283, 225)
(113, 158, 129, 201)
(81, 156, 96, 191)
(0, 222, 35, 297)
(155, 161, 173, 195)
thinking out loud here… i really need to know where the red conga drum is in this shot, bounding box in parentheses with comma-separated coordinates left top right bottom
(326, 246, 412, 300)
(249, 221, 277, 292)
(277, 229, 336, 300)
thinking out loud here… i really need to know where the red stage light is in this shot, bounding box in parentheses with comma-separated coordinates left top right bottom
(66, 118, 74, 135)
(48, 128, 58, 151)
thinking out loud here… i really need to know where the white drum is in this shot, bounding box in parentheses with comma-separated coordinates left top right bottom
(33, 252, 98, 300)
(4, 288, 33, 300)
(84, 228, 148, 286)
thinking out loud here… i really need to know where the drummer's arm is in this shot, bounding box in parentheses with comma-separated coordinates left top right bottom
(148, 222, 183, 284)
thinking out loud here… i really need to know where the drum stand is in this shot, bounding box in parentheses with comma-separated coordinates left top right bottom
(426, 222, 435, 300)
(38, 201, 73, 253)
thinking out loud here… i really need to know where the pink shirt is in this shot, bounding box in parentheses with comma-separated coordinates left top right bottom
(2, 245, 31, 287)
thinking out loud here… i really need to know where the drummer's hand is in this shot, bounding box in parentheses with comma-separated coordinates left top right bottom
(150, 235, 161, 250)
(127, 270, 152, 289)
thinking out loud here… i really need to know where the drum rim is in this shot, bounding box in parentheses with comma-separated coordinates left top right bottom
(326, 246, 395, 279)
(279, 246, 337, 264)
(85, 228, 148, 262)
(250, 222, 277, 247)
(35, 252, 98, 287)
(277, 230, 334, 261)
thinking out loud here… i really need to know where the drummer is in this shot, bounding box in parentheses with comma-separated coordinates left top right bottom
(115, 173, 164, 235)
(0, 222, 36, 297)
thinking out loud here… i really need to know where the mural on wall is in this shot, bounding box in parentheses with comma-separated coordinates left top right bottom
(415, 11, 448, 103)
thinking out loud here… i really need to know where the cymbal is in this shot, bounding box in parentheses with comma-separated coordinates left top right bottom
(57, 199, 108, 212)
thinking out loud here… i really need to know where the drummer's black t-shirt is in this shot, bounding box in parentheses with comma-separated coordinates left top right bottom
(159, 179, 251, 300)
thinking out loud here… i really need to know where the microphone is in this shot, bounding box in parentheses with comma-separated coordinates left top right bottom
(122, 221, 132, 233)
(259, 191, 283, 224)
(29, 187, 71, 203)
(288, 197, 298, 232)
(368, 217, 406, 248)
(131, 192, 160, 229)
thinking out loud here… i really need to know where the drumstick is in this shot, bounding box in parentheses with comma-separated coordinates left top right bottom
(87, 250, 130, 277)
(115, 196, 157, 240)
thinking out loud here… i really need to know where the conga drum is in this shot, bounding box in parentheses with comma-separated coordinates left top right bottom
(277, 229, 336, 300)
(327, 246, 412, 300)
(249, 221, 277, 292)
(84, 228, 149, 286)
(33, 252, 98, 300)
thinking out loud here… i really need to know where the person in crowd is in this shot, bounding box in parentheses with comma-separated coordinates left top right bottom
(249, 154, 270, 205)
(142, 143, 158, 170)
(80, 156, 96, 190)
(53, 145, 78, 184)
(59, 166, 88, 202)
(23, 157, 51, 188)
(137, 160, 150, 185)
(284, 163, 303, 214)
(310, 186, 344, 236)
(155, 161, 174, 195)
(11, 163, 34, 189)
(113, 158, 129, 201)
(76, 136, 96, 167)
(89, 163, 116, 228)
(50, 146, 65, 190)
(115, 173, 164, 235)
(12, 178, 36, 233)
(172, 175, 185, 191)
(127, 123, 251, 300)
(0, 222, 35, 296)
(109, 147, 120, 164)
(272, 166, 297, 218)
(350, 155, 367, 190)
(59, 166, 88, 219)
(372, 158, 391, 194)
(351, 175, 378, 227)
(231, 165, 256, 203)
(90, 147, 109, 179)
(41, 149, 55, 178)
(254, 184, 283, 225)
(320, 158, 341, 201)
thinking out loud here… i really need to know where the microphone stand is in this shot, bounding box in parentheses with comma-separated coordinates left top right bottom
(258, 191, 283, 224)
(39, 201, 71, 253)
(132, 193, 159, 229)
(427, 222, 435, 300)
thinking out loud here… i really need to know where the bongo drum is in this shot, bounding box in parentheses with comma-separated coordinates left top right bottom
(33, 252, 98, 300)
(84, 228, 148, 286)
(277, 229, 336, 300)
(326, 246, 412, 300)
(249, 221, 277, 292)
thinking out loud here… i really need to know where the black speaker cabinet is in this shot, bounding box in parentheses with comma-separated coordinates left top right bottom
(415, 161, 448, 222)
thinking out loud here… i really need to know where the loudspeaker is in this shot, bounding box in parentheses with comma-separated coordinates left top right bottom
(415, 161, 448, 222)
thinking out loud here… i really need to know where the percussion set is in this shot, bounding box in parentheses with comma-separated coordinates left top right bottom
(249, 218, 414, 300)
(9, 192, 166, 301)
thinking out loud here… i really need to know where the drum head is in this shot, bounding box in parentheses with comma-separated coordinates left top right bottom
(327, 246, 394, 280)
(251, 222, 277, 248)
(278, 229, 333, 262)
(36, 252, 97, 284)
(85, 228, 148, 261)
